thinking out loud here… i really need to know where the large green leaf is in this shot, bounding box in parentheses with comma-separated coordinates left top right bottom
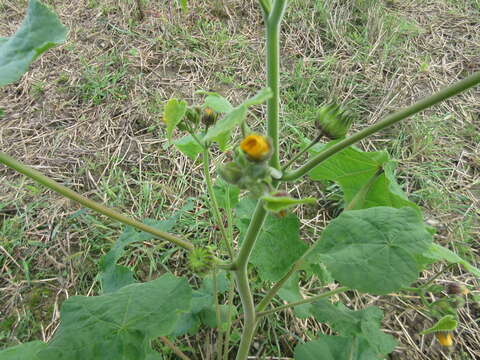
(311, 300, 396, 355)
(423, 243, 480, 277)
(236, 198, 307, 281)
(39, 274, 191, 360)
(99, 219, 176, 293)
(171, 271, 229, 336)
(0, 0, 67, 86)
(308, 141, 418, 211)
(0, 341, 47, 360)
(295, 335, 388, 360)
(294, 335, 356, 360)
(309, 207, 432, 294)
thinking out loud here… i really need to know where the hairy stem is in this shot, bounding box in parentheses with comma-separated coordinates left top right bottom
(344, 167, 384, 211)
(258, 0, 272, 14)
(222, 277, 236, 360)
(282, 70, 480, 181)
(256, 286, 349, 318)
(203, 148, 234, 258)
(266, 0, 288, 170)
(233, 202, 267, 360)
(0, 151, 194, 251)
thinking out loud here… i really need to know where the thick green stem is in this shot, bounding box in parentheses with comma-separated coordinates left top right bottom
(233, 202, 267, 360)
(0, 151, 194, 251)
(266, 0, 288, 171)
(282, 71, 480, 181)
(203, 148, 234, 258)
(256, 286, 349, 318)
(233, 1, 288, 358)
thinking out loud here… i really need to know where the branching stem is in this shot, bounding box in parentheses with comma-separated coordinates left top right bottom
(281, 71, 480, 181)
(256, 286, 349, 318)
(0, 151, 194, 251)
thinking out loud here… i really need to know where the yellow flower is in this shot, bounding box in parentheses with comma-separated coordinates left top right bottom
(435, 332, 453, 347)
(240, 134, 271, 161)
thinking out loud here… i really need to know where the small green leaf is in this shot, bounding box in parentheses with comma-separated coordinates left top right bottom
(236, 198, 307, 281)
(423, 243, 480, 277)
(204, 88, 272, 147)
(40, 274, 191, 359)
(174, 134, 204, 160)
(421, 315, 458, 335)
(261, 195, 316, 212)
(204, 106, 247, 143)
(243, 87, 273, 107)
(164, 98, 187, 143)
(0, 0, 67, 87)
(309, 207, 432, 294)
(0, 341, 47, 359)
(213, 179, 240, 209)
(204, 94, 233, 113)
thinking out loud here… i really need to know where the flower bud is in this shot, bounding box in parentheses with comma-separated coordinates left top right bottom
(315, 103, 353, 140)
(185, 106, 201, 125)
(435, 332, 453, 347)
(189, 248, 215, 275)
(201, 107, 218, 126)
(218, 162, 243, 185)
(240, 134, 272, 162)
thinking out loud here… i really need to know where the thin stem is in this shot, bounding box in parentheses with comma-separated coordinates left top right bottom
(344, 167, 384, 211)
(0, 151, 194, 251)
(282, 133, 322, 171)
(256, 242, 317, 312)
(203, 148, 234, 258)
(282, 71, 480, 181)
(222, 277, 236, 360)
(233, 202, 267, 360)
(256, 286, 349, 318)
(258, 0, 272, 14)
(213, 267, 224, 360)
(159, 336, 191, 360)
(265, 0, 288, 171)
(421, 263, 455, 289)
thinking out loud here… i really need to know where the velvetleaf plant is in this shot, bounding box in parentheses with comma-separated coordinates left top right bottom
(0, 0, 480, 359)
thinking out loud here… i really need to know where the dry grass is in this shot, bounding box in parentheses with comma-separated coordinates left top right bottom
(0, 0, 479, 358)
